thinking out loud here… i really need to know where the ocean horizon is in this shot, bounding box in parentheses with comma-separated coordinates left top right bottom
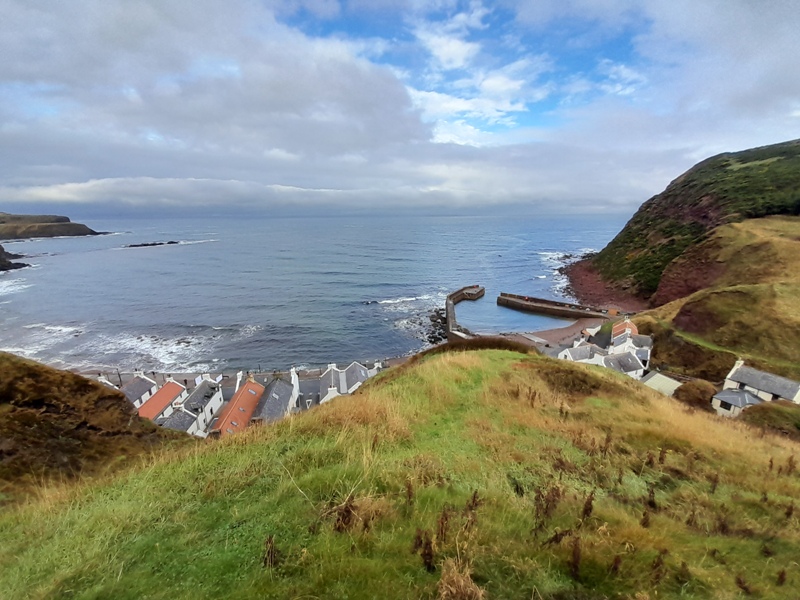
(0, 212, 628, 373)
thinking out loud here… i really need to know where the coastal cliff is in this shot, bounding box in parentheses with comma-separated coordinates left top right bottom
(0, 212, 97, 240)
(575, 139, 800, 301)
(566, 139, 800, 381)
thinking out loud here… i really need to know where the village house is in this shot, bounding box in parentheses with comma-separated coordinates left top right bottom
(610, 333, 652, 368)
(208, 378, 265, 438)
(558, 343, 606, 364)
(251, 368, 299, 424)
(320, 361, 371, 403)
(612, 318, 638, 338)
(640, 371, 682, 397)
(602, 352, 646, 379)
(295, 377, 321, 412)
(157, 375, 224, 437)
(137, 379, 188, 421)
(723, 360, 800, 403)
(120, 372, 158, 408)
(557, 318, 651, 380)
(711, 389, 762, 418)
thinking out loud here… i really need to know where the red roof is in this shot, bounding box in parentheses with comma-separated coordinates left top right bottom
(138, 381, 185, 420)
(612, 319, 638, 338)
(210, 380, 265, 438)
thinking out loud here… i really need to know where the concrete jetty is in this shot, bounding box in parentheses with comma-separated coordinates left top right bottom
(445, 285, 485, 341)
(496, 292, 615, 320)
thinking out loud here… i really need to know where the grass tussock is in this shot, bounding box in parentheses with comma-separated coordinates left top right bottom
(437, 558, 486, 600)
(1, 349, 799, 599)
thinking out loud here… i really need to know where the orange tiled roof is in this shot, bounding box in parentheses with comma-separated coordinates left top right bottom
(138, 381, 185, 420)
(210, 380, 265, 437)
(612, 319, 638, 338)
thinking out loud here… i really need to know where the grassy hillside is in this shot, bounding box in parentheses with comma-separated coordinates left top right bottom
(0, 353, 183, 503)
(591, 139, 800, 298)
(2, 349, 798, 599)
(635, 217, 800, 380)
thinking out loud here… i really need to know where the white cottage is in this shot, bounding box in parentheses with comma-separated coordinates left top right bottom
(712, 389, 762, 418)
(723, 360, 800, 404)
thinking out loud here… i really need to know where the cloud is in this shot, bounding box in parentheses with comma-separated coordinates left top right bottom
(1, 0, 799, 217)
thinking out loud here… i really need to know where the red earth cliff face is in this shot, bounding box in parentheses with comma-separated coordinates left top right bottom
(650, 239, 726, 306)
(562, 259, 648, 313)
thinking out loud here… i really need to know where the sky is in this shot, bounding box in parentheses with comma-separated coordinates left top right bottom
(2, 0, 800, 216)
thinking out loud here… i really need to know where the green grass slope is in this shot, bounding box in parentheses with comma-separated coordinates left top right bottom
(0, 352, 183, 503)
(591, 139, 800, 298)
(2, 349, 798, 599)
(636, 216, 800, 380)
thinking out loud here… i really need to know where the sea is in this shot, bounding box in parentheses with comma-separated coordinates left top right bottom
(0, 213, 628, 373)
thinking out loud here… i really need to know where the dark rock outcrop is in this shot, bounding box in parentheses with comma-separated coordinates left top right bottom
(0, 244, 28, 272)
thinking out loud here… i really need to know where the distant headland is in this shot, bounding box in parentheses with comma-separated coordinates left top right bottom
(0, 212, 98, 241)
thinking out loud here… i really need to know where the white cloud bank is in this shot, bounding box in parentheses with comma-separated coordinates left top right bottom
(1, 0, 799, 214)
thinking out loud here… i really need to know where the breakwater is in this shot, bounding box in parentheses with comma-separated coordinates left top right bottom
(496, 292, 613, 320)
(446, 286, 485, 341)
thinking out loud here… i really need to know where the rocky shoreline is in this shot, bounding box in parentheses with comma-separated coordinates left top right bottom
(560, 255, 648, 313)
(0, 244, 28, 272)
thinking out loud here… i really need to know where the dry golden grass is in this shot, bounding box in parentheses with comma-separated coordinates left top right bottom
(437, 558, 486, 600)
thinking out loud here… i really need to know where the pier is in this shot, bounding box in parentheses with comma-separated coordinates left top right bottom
(445, 285, 485, 341)
(496, 292, 615, 320)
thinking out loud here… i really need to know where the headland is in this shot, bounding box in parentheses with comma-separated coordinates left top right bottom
(0, 212, 97, 240)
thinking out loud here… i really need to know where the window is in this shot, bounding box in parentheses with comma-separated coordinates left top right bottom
(239, 407, 245, 412)
(719, 401, 732, 411)
(226, 428, 233, 434)
(231, 421, 238, 426)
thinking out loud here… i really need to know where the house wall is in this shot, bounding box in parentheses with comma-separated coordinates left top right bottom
(723, 379, 788, 403)
(711, 398, 742, 418)
(320, 387, 339, 404)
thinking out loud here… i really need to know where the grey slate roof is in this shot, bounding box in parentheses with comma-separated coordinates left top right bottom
(121, 375, 156, 404)
(297, 378, 321, 411)
(565, 344, 605, 361)
(252, 378, 294, 422)
(714, 389, 763, 409)
(159, 409, 197, 433)
(728, 365, 800, 400)
(320, 367, 338, 393)
(603, 352, 643, 374)
(589, 331, 612, 350)
(344, 362, 369, 391)
(183, 380, 219, 414)
(632, 334, 653, 348)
